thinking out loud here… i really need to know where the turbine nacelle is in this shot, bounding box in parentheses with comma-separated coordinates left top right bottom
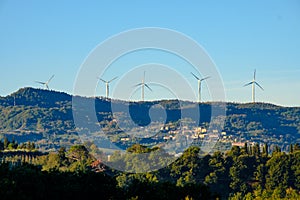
(191, 72, 211, 103)
(243, 69, 264, 103)
(98, 76, 118, 98)
(35, 74, 55, 90)
(133, 71, 152, 101)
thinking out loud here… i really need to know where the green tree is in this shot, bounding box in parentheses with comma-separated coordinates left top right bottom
(57, 147, 68, 168)
(126, 144, 151, 153)
(169, 146, 201, 187)
(41, 152, 61, 171)
(242, 142, 249, 155)
(265, 152, 291, 196)
(254, 163, 267, 190)
(67, 145, 94, 172)
(262, 143, 268, 157)
(67, 145, 90, 162)
(290, 151, 300, 190)
(289, 144, 294, 153)
(26, 141, 35, 150)
(204, 151, 230, 198)
(7, 143, 15, 150)
(3, 137, 9, 149)
(252, 143, 260, 157)
(293, 143, 300, 152)
(229, 155, 256, 195)
(226, 145, 241, 158)
(272, 145, 281, 154)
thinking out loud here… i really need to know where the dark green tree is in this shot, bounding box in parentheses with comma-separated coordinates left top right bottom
(204, 151, 230, 198)
(3, 137, 9, 149)
(253, 143, 261, 157)
(265, 152, 291, 197)
(262, 143, 268, 157)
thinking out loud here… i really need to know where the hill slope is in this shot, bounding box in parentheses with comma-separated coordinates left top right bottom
(0, 87, 299, 152)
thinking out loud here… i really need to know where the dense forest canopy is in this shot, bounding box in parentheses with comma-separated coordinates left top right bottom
(1, 139, 300, 200)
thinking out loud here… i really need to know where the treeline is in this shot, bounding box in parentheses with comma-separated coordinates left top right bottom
(1, 143, 300, 199)
(0, 136, 36, 151)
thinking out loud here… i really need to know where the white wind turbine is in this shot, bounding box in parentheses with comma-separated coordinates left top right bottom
(134, 71, 152, 102)
(243, 69, 264, 103)
(98, 76, 118, 98)
(35, 74, 55, 90)
(191, 72, 210, 103)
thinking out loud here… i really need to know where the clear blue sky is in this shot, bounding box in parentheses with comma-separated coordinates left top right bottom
(0, 0, 299, 106)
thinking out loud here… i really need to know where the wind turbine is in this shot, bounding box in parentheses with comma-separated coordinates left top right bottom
(134, 71, 152, 102)
(243, 69, 264, 103)
(98, 76, 118, 98)
(191, 72, 210, 103)
(35, 75, 55, 90)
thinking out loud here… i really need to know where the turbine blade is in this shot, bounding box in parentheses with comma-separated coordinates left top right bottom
(133, 83, 143, 87)
(46, 84, 49, 90)
(191, 72, 199, 80)
(98, 78, 107, 83)
(200, 76, 211, 81)
(108, 76, 118, 83)
(255, 82, 264, 90)
(145, 83, 152, 91)
(243, 82, 253, 87)
(47, 75, 55, 83)
(35, 81, 45, 85)
(254, 69, 256, 80)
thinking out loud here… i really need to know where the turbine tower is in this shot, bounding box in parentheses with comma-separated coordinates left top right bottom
(243, 69, 264, 103)
(191, 72, 210, 103)
(134, 71, 152, 101)
(98, 76, 118, 98)
(35, 74, 55, 90)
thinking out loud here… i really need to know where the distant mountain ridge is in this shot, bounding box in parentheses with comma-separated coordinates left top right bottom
(0, 87, 299, 152)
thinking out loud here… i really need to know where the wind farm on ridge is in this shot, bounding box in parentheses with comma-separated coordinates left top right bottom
(31, 69, 264, 104)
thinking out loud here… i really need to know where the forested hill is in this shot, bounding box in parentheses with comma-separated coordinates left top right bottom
(0, 87, 299, 151)
(0, 87, 72, 108)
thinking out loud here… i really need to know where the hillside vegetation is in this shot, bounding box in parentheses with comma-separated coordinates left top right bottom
(1, 140, 300, 200)
(0, 87, 299, 152)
